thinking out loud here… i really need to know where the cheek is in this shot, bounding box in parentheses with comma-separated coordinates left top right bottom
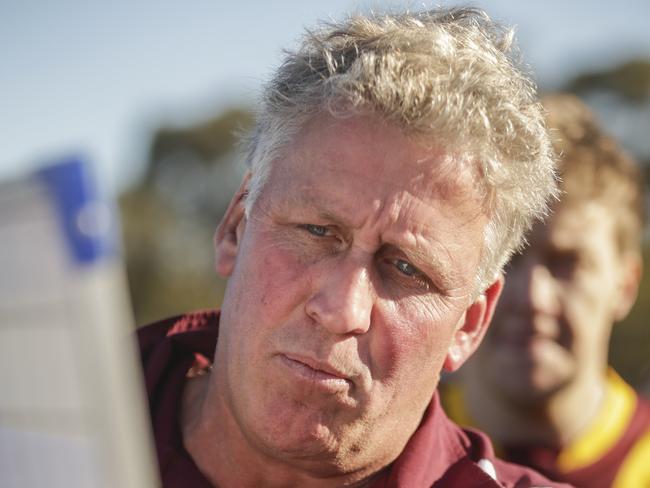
(219, 236, 315, 359)
(238, 235, 313, 311)
(559, 276, 615, 352)
(562, 271, 611, 321)
(369, 298, 457, 386)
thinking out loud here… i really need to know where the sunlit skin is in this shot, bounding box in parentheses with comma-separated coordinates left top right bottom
(180, 115, 503, 487)
(464, 201, 641, 445)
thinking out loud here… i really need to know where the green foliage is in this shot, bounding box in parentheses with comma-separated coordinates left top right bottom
(119, 108, 253, 325)
(568, 59, 650, 102)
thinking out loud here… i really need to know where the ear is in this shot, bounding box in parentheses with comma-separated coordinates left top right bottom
(443, 274, 504, 372)
(214, 171, 252, 278)
(613, 252, 642, 321)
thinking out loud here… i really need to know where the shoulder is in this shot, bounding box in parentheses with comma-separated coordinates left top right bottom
(137, 309, 220, 340)
(138, 310, 220, 356)
(610, 391, 650, 487)
(489, 456, 573, 488)
(628, 389, 650, 442)
(635, 390, 650, 417)
(429, 403, 571, 487)
(135, 312, 218, 488)
(462, 428, 572, 488)
(137, 310, 220, 394)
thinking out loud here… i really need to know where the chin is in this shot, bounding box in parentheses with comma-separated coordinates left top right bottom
(244, 398, 347, 460)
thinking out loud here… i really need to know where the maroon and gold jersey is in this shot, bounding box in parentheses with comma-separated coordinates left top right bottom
(441, 370, 650, 488)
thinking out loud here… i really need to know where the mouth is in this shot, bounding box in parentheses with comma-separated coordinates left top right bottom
(278, 353, 353, 392)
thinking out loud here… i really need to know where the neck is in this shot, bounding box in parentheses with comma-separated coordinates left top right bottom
(462, 368, 606, 449)
(180, 373, 380, 488)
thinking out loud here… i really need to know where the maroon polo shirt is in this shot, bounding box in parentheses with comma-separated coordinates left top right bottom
(138, 310, 571, 488)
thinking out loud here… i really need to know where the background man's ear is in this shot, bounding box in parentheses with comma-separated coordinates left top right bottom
(214, 172, 252, 277)
(443, 275, 504, 372)
(614, 252, 643, 322)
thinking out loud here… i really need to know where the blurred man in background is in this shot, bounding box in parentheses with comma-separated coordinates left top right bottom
(443, 93, 650, 487)
(137, 7, 570, 488)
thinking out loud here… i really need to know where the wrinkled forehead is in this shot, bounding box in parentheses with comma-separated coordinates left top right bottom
(263, 114, 487, 206)
(529, 200, 618, 251)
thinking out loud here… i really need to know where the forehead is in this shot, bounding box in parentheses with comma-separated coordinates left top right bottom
(532, 201, 617, 252)
(265, 115, 481, 207)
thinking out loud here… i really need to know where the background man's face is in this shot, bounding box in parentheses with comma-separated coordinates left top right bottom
(478, 201, 628, 402)
(214, 115, 492, 473)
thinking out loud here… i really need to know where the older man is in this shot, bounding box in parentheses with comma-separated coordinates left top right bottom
(442, 94, 650, 487)
(139, 8, 566, 487)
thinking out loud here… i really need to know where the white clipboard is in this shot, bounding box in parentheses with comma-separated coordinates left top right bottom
(0, 156, 159, 488)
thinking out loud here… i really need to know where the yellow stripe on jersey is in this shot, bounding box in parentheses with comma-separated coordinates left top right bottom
(612, 429, 650, 488)
(556, 370, 636, 472)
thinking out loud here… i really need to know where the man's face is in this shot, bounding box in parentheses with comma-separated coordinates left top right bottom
(213, 115, 497, 474)
(475, 201, 637, 403)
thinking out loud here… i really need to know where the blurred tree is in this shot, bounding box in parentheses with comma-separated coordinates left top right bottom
(568, 60, 650, 101)
(119, 108, 253, 325)
(565, 58, 650, 171)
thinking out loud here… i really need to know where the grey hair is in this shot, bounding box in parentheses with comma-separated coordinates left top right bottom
(242, 7, 558, 291)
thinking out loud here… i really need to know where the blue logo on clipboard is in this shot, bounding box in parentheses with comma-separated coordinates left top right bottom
(37, 156, 119, 265)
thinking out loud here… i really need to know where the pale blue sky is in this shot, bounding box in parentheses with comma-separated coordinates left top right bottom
(2, 0, 650, 193)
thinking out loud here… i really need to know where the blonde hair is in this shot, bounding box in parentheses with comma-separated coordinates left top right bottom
(243, 7, 557, 290)
(543, 93, 645, 254)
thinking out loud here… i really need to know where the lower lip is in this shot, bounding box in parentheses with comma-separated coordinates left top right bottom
(278, 355, 351, 392)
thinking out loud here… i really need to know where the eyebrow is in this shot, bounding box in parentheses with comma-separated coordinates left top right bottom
(273, 191, 355, 226)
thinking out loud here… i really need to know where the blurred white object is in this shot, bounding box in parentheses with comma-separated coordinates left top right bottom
(0, 156, 159, 488)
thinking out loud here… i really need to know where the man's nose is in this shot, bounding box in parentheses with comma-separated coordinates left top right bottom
(304, 256, 374, 335)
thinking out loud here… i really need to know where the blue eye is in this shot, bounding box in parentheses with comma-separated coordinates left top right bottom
(301, 224, 329, 237)
(386, 257, 432, 291)
(395, 259, 418, 277)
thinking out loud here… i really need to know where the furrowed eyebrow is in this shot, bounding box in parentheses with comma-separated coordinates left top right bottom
(273, 193, 353, 226)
